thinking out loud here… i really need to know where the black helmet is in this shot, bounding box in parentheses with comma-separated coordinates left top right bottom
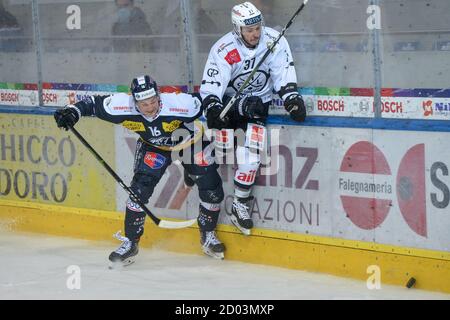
(130, 75, 158, 101)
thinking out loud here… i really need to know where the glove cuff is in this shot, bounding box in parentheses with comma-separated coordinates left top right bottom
(279, 83, 298, 101)
(66, 104, 81, 120)
(203, 95, 222, 110)
(283, 93, 301, 104)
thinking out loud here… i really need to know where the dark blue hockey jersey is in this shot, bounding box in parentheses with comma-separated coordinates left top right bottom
(72, 92, 204, 150)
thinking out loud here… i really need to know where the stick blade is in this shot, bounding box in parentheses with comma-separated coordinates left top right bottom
(158, 218, 197, 229)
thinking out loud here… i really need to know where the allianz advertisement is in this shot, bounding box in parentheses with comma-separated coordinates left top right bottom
(0, 113, 116, 211)
(114, 124, 450, 253)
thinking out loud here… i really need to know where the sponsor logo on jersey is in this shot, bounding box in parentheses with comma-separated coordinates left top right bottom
(217, 41, 234, 53)
(225, 48, 242, 65)
(113, 105, 133, 111)
(149, 137, 174, 146)
(169, 107, 189, 113)
(121, 120, 146, 132)
(144, 152, 167, 169)
(207, 68, 219, 77)
(162, 120, 183, 133)
(126, 199, 144, 212)
(236, 170, 257, 184)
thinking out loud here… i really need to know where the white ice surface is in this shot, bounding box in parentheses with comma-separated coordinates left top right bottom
(0, 230, 449, 300)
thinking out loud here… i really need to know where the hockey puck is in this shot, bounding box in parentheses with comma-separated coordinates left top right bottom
(406, 277, 416, 288)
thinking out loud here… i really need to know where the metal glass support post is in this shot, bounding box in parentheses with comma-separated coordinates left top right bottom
(370, 0, 382, 118)
(180, 0, 195, 93)
(31, 0, 44, 106)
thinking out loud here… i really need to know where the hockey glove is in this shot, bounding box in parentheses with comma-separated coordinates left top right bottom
(284, 95, 306, 122)
(204, 96, 229, 130)
(237, 96, 268, 120)
(54, 105, 80, 131)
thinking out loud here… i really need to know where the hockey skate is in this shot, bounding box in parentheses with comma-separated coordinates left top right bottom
(230, 196, 254, 236)
(200, 230, 225, 260)
(108, 231, 139, 269)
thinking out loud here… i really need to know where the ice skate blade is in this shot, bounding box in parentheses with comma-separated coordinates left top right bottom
(202, 248, 225, 260)
(230, 215, 251, 236)
(108, 257, 136, 269)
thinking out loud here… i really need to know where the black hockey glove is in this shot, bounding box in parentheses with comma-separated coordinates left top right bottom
(204, 95, 229, 130)
(206, 105, 230, 130)
(236, 96, 268, 120)
(284, 95, 306, 122)
(54, 105, 80, 131)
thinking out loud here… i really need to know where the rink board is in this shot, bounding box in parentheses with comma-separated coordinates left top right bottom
(115, 123, 450, 253)
(0, 110, 449, 293)
(0, 113, 116, 211)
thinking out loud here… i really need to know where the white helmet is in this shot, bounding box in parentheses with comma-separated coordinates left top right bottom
(231, 2, 264, 40)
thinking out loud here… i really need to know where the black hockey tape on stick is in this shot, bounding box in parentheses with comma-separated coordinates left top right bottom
(219, 0, 310, 120)
(69, 127, 197, 229)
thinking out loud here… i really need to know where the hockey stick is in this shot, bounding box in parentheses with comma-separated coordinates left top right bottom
(219, 0, 309, 120)
(69, 127, 197, 229)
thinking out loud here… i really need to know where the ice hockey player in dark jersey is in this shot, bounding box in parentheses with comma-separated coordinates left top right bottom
(54, 75, 226, 264)
(200, 2, 306, 236)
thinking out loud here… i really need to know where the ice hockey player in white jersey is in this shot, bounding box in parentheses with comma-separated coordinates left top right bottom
(54, 75, 226, 264)
(200, 2, 306, 235)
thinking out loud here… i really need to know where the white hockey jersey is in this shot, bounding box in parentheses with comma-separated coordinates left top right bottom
(200, 27, 298, 104)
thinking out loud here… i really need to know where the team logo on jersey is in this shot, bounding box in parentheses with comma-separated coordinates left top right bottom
(225, 49, 242, 65)
(230, 70, 269, 93)
(121, 120, 146, 132)
(162, 120, 183, 133)
(143, 152, 166, 169)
